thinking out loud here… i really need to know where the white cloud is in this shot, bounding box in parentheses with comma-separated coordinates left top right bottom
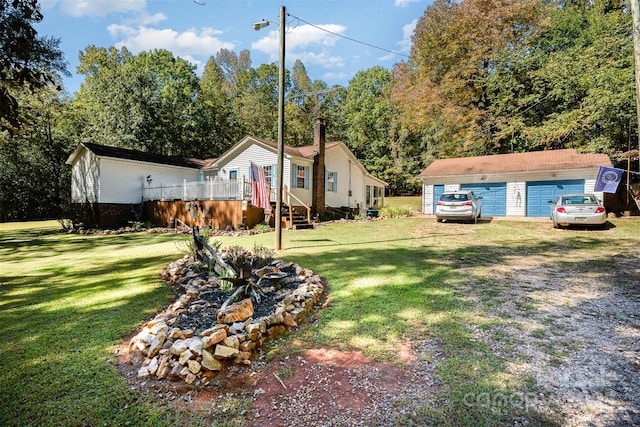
(138, 12, 167, 26)
(395, 0, 420, 6)
(322, 71, 347, 81)
(251, 23, 347, 69)
(377, 18, 417, 62)
(399, 18, 417, 52)
(59, 0, 146, 17)
(293, 51, 345, 69)
(288, 24, 346, 49)
(40, 0, 59, 11)
(108, 25, 234, 59)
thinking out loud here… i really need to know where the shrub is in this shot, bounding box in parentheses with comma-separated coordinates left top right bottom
(378, 206, 413, 219)
(254, 223, 271, 232)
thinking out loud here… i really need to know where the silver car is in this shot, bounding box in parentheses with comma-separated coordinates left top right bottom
(549, 193, 606, 228)
(436, 190, 483, 223)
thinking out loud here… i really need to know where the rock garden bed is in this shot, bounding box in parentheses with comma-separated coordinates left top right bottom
(123, 252, 326, 387)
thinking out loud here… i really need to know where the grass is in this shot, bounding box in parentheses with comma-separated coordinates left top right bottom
(2, 216, 639, 426)
(384, 195, 422, 212)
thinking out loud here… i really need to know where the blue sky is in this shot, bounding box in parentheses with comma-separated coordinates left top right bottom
(35, 0, 429, 95)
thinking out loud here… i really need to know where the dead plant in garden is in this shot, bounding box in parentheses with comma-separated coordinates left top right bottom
(190, 228, 280, 311)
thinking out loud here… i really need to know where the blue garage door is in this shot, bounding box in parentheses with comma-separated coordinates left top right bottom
(526, 180, 585, 217)
(460, 183, 507, 216)
(433, 185, 445, 214)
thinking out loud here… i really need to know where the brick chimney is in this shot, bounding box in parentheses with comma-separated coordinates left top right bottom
(312, 117, 326, 215)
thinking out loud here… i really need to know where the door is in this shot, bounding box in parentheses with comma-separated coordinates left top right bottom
(433, 185, 445, 214)
(460, 183, 507, 216)
(526, 180, 585, 217)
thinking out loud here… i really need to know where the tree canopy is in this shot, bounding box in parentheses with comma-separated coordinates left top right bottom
(0, 0, 67, 132)
(393, 0, 637, 162)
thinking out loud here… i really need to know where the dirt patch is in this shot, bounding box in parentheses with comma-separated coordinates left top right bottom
(115, 338, 444, 426)
(212, 340, 442, 427)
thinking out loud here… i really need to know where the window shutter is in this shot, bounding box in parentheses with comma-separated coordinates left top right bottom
(272, 163, 277, 187)
(304, 166, 310, 190)
(291, 163, 296, 189)
(334, 172, 338, 192)
(325, 169, 328, 191)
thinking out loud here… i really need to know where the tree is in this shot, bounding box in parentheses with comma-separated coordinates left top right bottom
(198, 57, 236, 155)
(343, 67, 396, 184)
(0, 85, 75, 221)
(230, 63, 289, 141)
(285, 60, 327, 146)
(486, 0, 635, 157)
(74, 46, 203, 157)
(393, 0, 545, 157)
(215, 48, 252, 96)
(0, 0, 68, 132)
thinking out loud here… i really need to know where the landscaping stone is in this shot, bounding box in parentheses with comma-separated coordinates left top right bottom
(217, 298, 254, 323)
(125, 254, 326, 386)
(202, 329, 227, 348)
(214, 344, 239, 359)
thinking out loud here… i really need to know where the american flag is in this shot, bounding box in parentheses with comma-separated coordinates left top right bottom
(250, 162, 271, 210)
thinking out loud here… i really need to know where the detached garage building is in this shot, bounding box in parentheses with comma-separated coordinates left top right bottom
(419, 149, 612, 217)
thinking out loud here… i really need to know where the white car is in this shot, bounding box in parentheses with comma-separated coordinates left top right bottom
(436, 191, 483, 223)
(549, 193, 606, 229)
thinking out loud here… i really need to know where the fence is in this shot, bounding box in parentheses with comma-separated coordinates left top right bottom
(142, 178, 252, 202)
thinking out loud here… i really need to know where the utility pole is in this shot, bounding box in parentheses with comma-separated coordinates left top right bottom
(631, 0, 640, 173)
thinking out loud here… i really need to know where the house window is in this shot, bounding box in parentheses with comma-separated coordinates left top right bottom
(229, 170, 238, 181)
(296, 165, 306, 189)
(263, 165, 272, 188)
(327, 171, 337, 192)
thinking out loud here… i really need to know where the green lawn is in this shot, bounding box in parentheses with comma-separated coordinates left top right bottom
(1, 217, 638, 425)
(384, 195, 422, 212)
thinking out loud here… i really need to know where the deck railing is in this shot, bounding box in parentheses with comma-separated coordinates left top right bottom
(143, 178, 253, 201)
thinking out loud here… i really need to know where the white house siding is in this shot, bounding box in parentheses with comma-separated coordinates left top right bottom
(218, 143, 279, 183)
(325, 146, 360, 208)
(288, 158, 313, 206)
(71, 150, 99, 203)
(422, 184, 433, 214)
(584, 178, 602, 197)
(216, 142, 295, 203)
(421, 167, 601, 217)
(99, 158, 199, 204)
(351, 167, 368, 209)
(209, 139, 385, 210)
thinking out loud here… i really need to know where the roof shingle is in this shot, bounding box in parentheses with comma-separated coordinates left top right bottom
(81, 142, 206, 169)
(419, 149, 612, 177)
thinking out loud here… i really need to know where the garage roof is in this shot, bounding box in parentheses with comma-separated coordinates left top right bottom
(418, 149, 612, 177)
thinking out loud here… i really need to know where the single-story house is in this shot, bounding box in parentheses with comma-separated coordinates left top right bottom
(419, 149, 613, 217)
(66, 118, 386, 228)
(207, 118, 386, 214)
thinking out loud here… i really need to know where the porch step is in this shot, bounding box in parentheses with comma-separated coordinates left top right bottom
(292, 222, 314, 230)
(280, 204, 313, 230)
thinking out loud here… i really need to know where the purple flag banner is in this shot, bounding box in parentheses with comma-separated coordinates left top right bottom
(594, 166, 624, 193)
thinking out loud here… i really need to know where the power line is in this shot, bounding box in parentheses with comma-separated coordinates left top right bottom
(287, 13, 411, 59)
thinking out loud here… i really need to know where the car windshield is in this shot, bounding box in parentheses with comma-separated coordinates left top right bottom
(440, 193, 470, 202)
(561, 195, 598, 205)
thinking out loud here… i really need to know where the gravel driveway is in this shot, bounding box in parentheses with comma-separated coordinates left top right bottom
(459, 231, 640, 426)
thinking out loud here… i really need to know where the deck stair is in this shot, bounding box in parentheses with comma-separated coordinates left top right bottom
(281, 203, 313, 230)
